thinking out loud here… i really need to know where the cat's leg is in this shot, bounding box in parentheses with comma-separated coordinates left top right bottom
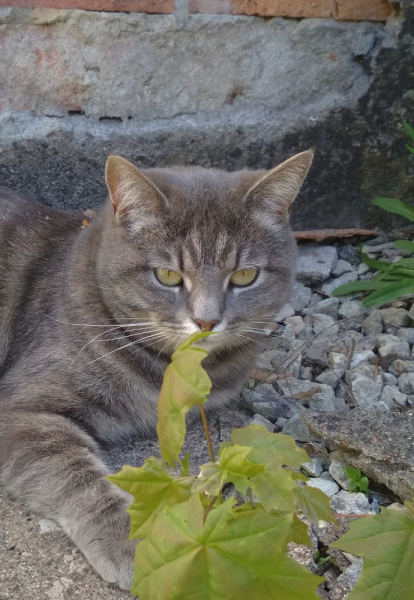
(0, 410, 136, 590)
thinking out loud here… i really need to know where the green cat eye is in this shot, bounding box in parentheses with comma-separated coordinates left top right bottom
(230, 269, 258, 287)
(155, 268, 183, 286)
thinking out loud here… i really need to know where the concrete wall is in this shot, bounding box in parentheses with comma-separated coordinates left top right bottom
(0, 0, 413, 230)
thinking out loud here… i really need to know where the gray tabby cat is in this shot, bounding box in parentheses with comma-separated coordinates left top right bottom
(0, 149, 313, 590)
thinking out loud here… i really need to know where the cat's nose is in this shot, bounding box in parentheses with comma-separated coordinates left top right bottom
(193, 319, 219, 332)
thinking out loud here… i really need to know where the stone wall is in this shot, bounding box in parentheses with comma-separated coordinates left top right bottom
(0, 0, 413, 229)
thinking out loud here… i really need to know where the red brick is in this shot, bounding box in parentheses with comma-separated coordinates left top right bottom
(190, 0, 336, 18)
(336, 0, 393, 21)
(190, 0, 393, 20)
(0, 0, 174, 12)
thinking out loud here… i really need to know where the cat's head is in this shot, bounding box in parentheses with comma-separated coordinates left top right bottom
(97, 151, 313, 353)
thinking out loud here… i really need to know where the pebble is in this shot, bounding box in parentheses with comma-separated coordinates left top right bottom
(316, 370, 339, 387)
(357, 262, 370, 275)
(378, 340, 411, 361)
(275, 303, 295, 321)
(301, 457, 323, 477)
(383, 372, 398, 386)
(304, 297, 339, 319)
(362, 310, 383, 335)
(338, 245, 360, 265)
(251, 396, 304, 421)
(330, 491, 375, 515)
(290, 282, 312, 312)
(312, 314, 339, 337)
(296, 245, 338, 285)
(332, 259, 354, 277)
(321, 271, 358, 297)
(284, 315, 305, 334)
(408, 303, 414, 320)
(254, 355, 273, 371)
(328, 352, 347, 378)
(307, 477, 340, 497)
(349, 350, 376, 370)
(328, 453, 350, 490)
(397, 328, 414, 344)
(398, 372, 414, 395)
(282, 414, 323, 443)
(248, 414, 274, 432)
(347, 372, 382, 407)
(380, 308, 411, 328)
(338, 300, 365, 320)
(39, 518, 60, 533)
(380, 386, 408, 409)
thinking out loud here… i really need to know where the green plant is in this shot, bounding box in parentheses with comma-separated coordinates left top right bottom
(343, 466, 369, 493)
(333, 123, 414, 307)
(108, 332, 335, 599)
(107, 332, 414, 599)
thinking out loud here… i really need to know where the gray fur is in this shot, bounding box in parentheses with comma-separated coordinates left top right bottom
(0, 150, 313, 589)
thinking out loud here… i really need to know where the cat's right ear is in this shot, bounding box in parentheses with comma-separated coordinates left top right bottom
(105, 155, 167, 228)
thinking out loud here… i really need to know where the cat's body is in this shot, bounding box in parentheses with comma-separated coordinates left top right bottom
(0, 151, 313, 590)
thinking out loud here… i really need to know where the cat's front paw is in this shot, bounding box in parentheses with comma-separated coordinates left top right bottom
(62, 504, 137, 591)
(84, 533, 137, 591)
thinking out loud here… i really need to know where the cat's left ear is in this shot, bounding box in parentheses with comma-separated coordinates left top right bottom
(245, 149, 314, 223)
(105, 155, 167, 228)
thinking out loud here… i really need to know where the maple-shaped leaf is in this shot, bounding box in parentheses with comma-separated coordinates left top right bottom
(289, 513, 312, 547)
(332, 502, 414, 599)
(156, 331, 213, 466)
(250, 466, 300, 513)
(293, 486, 336, 526)
(107, 457, 193, 538)
(133, 494, 323, 600)
(232, 424, 309, 469)
(193, 444, 265, 496)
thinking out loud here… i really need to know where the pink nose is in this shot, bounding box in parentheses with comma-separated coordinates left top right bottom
(193, 319, 219, 332)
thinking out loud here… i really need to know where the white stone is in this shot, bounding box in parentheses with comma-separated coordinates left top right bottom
(328, 453, 350, 490)
(349, 350, 376, 370)
(249, 414, 274, 432)
(378, 341, 410, 360)
(362, 310, 383, 334)
(321, 271, 358, 297)
(383, 372, 398, 386)
(275, 303, 295, 321)
(332, 259, 354, 277)
(397, 328, 414, 344)
(301, 457, 323, 477)
(357, 262, 370, 275)
(328, 352, 347, 377)
(380, 385, 407, 408)
(330, 490, 375, 515)
(304, 297, 339, 319)
(348, 372, 382, 407)
(380, 307, 411, 328)
(39, 518, 60, 533)
(290, 282, 313, 312)
(338, 300, 365, 319)
(316, 370, 339, 387)
(398, 372, 414, 395)
(296, 245, 338, 285)
(284, 315, 305, 334)
(307, 477, 340, 497)
(312, 314, 339, 336)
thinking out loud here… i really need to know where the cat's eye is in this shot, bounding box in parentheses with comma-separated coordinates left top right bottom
(230, 269, 258, 287)
(155, 268, 183, 286)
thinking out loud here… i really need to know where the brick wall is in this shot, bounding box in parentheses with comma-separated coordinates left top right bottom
(0, 0, 394, 20)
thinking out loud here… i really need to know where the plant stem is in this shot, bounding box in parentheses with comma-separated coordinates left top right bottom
(203, 496, 218, 523)
(199, 404, 216, 462)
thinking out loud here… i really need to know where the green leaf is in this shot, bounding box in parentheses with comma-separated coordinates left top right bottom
(332, 280, 390, 296)
(192, 444, 265, 497)
(231, 424, 309, 469)
(289, 513, 312, 547)
(250, 467, 299, 513)
(332, 503, 414, 599)
(107, 458, 193, 538)
(156, 331, 213, 466)
(359, 477, 369, 492)
(363, 279, 414, 308)
(293, 486, 336, 526)
(404, 122, 414, 143)
(372, 197, 414, 222)
(406, 145, 414, 154)
(344, 467, 362, 481)
(133, 494, 323, 600)
(179, 452, 191, 476)
(360, 251, 396, 273)
(394, 240, 414, 253)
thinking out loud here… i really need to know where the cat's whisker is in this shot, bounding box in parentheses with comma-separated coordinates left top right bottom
(44, 315, 154, 328)
(235, 332, 271, 351)
(82, 332, 167, 368)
